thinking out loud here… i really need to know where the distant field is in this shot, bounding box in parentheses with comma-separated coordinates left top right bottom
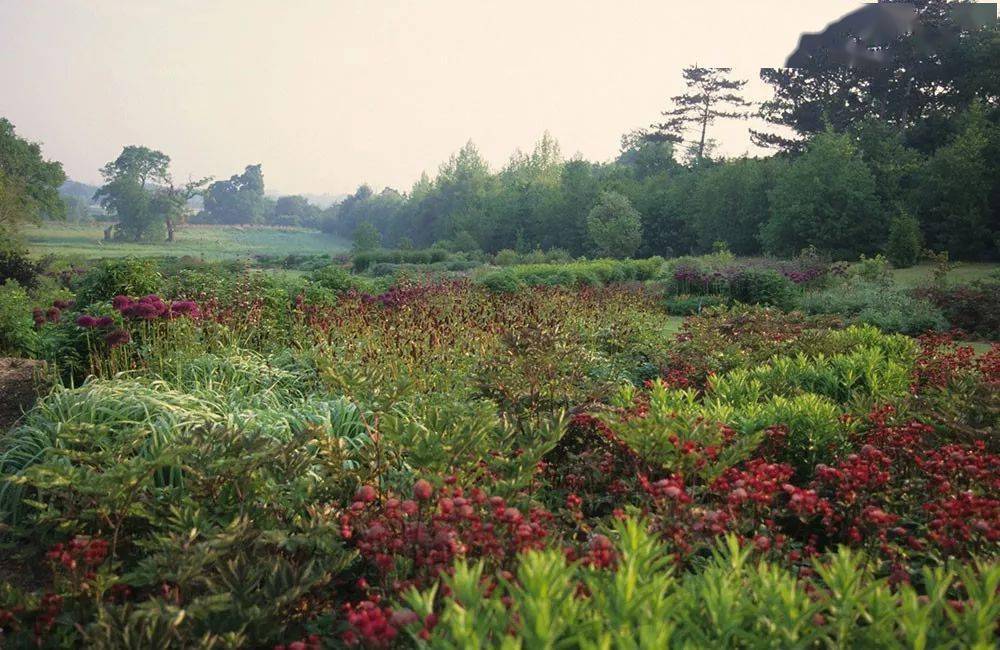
(23, 223, 350, 261)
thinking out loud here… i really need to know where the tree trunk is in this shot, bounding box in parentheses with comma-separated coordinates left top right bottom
(698, 99, 710, 162)
(104, 224, 114, 241)
(166, 218, 175, 242)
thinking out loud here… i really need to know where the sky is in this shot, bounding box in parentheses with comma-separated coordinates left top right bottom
(0, 0, 865, 197)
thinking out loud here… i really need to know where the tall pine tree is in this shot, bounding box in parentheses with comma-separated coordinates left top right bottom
(649, 66, 751, 162)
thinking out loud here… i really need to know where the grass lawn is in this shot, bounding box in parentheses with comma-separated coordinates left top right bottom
(890, 262, 998, 287)
(23, 223, 349, 261)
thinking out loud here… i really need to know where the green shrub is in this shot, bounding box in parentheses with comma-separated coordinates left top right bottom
(0, 248, 43, 290)
(725, 268, 798, 309)
(308, 265, 368, 293)
(404, 522, 1000, 649)
(0, 280, 37, 355)
(884, 213, 922, 268)
(799, 278, 947, 334)
(478, 270, 525, 293)
(352, 248, 449, 272)
(74, 256, 162, 306)
(665, 294, 728, 315)
(849, 254, 893, 285)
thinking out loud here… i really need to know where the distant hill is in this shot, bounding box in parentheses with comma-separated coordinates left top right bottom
(60, 179, 100, 204)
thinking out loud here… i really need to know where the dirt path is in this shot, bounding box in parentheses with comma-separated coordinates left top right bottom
(0, 357, 46, 432)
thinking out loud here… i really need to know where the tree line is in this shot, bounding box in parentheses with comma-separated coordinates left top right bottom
(2, 0, 997, 261)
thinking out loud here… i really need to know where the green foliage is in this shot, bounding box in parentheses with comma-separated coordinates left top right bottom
(915, 104, 999, 260)
(587, 190, 643, 258)
(885, 213, 923, 268)
(352, 248, 450, 272)
(405, 522, 1000, 648)
(664, 293, 728, 316)
(689, 157, 773, 254)
(477, 258, 664, 291)
(0, 280, 36, 355)
(0, 247, 43, 290)
(0, 117, 67, 238)
(726, 268, 798, 310)
(74, 256, 163, 306)
(351, 221, 382, 253)
(307, 264, 369, 294)
(799, 278, 947, 335)
(763, 131, 883, 259)
(200, 164, 267, 225)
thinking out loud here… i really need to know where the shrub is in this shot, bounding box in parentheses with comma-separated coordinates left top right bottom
(916, 281, 1000, 339)
(0, 280, 36, 355)
(0, 248, 42, 290)
(884, 213, 922, 268)
(477, 270, 525, 293)
(664, 294, 728, 316)
(849, 254, 893, 285)
(352, 248, 450, 272)
(403, 523, 1000, 649)
(74, 257, 162, 306)
(308, 265, 368, 294)
(799, 278, 946, 335)
(725, 268, 798, 310)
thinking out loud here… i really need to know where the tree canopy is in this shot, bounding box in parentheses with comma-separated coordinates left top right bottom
(0, 118, 66, 239)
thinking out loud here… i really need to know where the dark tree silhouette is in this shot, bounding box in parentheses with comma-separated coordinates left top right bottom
(755, 0, 999, 150)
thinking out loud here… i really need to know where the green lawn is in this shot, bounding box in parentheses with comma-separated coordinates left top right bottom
(890, 262, 998, 287)
(23, 223, 349, 261)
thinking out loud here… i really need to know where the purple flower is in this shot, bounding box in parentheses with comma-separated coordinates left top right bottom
(104, 329, 131, 347)
(75, 315, 98, 328)
(112, 295, 134, 311)
(169, 300, 200, 318)
(95, 315, 115, 328)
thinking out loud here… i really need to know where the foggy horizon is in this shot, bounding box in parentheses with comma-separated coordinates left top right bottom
(2, 0, 864, 196)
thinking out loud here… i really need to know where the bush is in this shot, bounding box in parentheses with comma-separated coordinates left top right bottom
(478, 270, 525, 293)
(0, 280, 36, 355)
(665, 294, 728, 315)
(0, 248, 43, 291)
(916, 280, 1000, 339)
(884, 213, 922, 268)
(352, 248, 450, 272)
(308, 265, 369, 294)
(849, 254, 893, 285)
(799, 278, 947, 335)
(725, 268, 798, 310)
(74, 257, 162, 306)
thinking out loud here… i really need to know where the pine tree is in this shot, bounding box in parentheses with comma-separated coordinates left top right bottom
(649, 66, 751, 162)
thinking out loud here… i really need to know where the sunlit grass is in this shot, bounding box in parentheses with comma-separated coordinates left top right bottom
(23, 223, 349, 261)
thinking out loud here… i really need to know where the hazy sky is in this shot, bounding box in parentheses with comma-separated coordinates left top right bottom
(1, 0, 864, 196)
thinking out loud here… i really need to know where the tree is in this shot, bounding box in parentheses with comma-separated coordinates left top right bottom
(0, 118, 66, 238)
(649, 66, 750, 162)
(755, 2, 999, 151)
(94, 146, 173, 241)
(352, 221, 381, 252)
(762, 130, 882, 259)
(201, 164, 267, 224)
(884, 212, 922, 268)
(914, 105, 998, 260)
(94, 146, 208, 242)
(586, 191, 642, 258)
(154, 178, 211, 242)
(689, 157, 775, 255)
